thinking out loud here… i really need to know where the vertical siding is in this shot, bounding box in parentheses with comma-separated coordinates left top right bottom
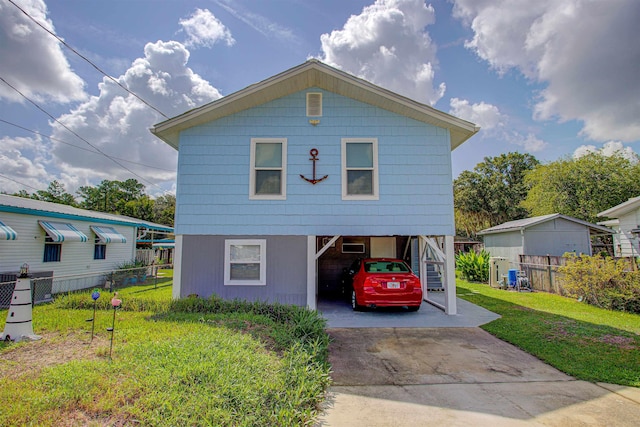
(175, 89, 454, 236)
(0, 212, 136, 278)
(179, 235, 307, 306)
(524, 219, 592, 256)
(484, 232, 523, 265)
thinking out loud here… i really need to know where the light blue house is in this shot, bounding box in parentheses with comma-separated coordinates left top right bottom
(151, 60, 478, 314)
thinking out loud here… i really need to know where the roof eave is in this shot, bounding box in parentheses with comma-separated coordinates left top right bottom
(150, 60, 479, 151)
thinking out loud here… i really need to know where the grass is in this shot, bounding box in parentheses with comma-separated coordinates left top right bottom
(457, 279, 640, 387)
(0, 274, 331, 427)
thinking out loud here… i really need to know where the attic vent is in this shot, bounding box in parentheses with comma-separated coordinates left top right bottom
(306, 92, 322, 117)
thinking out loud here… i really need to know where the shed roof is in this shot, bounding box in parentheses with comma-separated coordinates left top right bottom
(151, 59, 480, 151)
(477, 213, 614, 236)
(0, 194, 173, 233)
(597, 196, 640, 219)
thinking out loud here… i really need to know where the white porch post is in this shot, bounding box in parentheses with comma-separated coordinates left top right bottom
(306, 235, 316, 310)
(172, 235, 183, 300)
(444, 234, 457, 315)
(418, 236, 427, 296)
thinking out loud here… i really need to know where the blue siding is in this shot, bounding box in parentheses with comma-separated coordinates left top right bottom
(175, 89, 454, 236)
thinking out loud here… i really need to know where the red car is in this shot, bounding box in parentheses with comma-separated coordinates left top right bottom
(345, 258, 423, 311)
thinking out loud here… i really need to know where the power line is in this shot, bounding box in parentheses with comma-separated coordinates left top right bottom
(0, 172, 42, 192)
(0, 118, 176, 172)
(0, 76, 173, 195)
(6, 0, 169, 119)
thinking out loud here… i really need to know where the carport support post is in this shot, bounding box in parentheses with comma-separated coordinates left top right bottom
(444, 235, 457, 315)
(307, 235, 316, 310)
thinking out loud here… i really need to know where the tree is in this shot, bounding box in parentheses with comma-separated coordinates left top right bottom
(153, 194, 176, 226)
(523, 153, 640, 223)
(77, 179, 146, 214)
(454, 152, 539, 237)
(33, 180, 77, 206)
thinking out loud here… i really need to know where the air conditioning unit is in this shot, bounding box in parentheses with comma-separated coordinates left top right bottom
(489, 257, 510, 288)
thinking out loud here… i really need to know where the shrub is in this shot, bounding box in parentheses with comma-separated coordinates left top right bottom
(558, 254, 640, 313)
(456, 250, 490, 282)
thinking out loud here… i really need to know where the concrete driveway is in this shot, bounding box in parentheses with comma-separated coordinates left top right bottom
(316, 328, 640, 426)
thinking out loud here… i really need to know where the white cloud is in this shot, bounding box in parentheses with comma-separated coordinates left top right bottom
(180, 8, 235, 48)
(0, 0, 86, 103)
(452, 0, 640, 142)
(449, 98, 503, 131)
(48, 40, 222, 193)
(318, 0, 445, 105)
(450, 97, 548, 152)
(573, 141, 638, 163)
(0, 135, 52, 193)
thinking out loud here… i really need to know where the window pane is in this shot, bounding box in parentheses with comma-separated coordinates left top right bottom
(255, 170, 281, 195)
(346, 143, 373, 168)
(44, 243, 61, 262)
(255, 143, 282, 168)
(347, 170, 373, 195)
(94, 244, 106, 260)
(230, 263, 261, 280)
(230, 244, 261, 262)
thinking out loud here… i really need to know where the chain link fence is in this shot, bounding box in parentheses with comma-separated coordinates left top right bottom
(0, 263, 172, 308)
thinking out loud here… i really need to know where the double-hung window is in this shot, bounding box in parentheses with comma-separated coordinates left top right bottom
(250, 138, 287, 200)
(224, 239, 266, 286)
(342, 138, 379, 200)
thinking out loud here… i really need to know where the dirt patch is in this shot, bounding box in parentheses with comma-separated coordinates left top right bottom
(597, 334, 637, 350)
(0, 331, 110, 379)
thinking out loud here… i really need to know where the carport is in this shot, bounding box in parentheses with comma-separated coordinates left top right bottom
(307, 235, 458, 316)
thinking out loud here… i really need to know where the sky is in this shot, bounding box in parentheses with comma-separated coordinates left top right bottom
(1, 0, 639, 198)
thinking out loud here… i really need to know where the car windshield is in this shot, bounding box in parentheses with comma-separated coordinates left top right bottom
(364, 261, 410, 273)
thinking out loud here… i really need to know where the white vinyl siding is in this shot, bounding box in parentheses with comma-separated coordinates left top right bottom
(224, 239, 266, 286)
(342, 138, 379, 200)
(249, 138, 287, 200)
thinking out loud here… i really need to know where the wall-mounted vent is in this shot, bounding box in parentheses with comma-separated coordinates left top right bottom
(306, 92, 322, 117)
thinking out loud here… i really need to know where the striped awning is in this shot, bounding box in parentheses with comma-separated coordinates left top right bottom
(90, 226, 127, 243)
(0, 220, 17, 240)
(38, 220, 88, 242)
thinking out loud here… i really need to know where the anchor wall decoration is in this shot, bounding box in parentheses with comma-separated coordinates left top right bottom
(300, 148, 328, 185)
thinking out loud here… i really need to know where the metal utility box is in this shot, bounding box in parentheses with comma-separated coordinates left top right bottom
(489, 257, 510, 288)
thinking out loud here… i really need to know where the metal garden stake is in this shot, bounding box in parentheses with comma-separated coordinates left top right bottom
(87, 289, 101, 342)
(107, 292, 122, 359)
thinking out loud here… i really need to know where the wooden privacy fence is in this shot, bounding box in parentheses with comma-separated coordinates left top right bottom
(518, 255, 566, 294)
(518, 254, 638, 295)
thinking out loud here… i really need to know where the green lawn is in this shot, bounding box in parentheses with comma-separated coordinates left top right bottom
(457, 279, 640, 387)
(0, 275, 330, 427)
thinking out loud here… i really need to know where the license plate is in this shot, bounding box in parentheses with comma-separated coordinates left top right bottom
(386, 282, 400, 289)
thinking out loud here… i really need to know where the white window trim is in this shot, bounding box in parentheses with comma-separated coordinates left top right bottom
(224, 239, 267, 286)
(341, 138, 379, 200)
(249, 138, 287, 200)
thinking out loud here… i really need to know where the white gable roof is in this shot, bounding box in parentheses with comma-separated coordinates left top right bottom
(151, 59, 479, 151)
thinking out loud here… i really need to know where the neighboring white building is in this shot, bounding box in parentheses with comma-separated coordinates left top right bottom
(0, 194, 173, 293)
(598, 196, 640, 257)
(478, 214, 614, 266)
